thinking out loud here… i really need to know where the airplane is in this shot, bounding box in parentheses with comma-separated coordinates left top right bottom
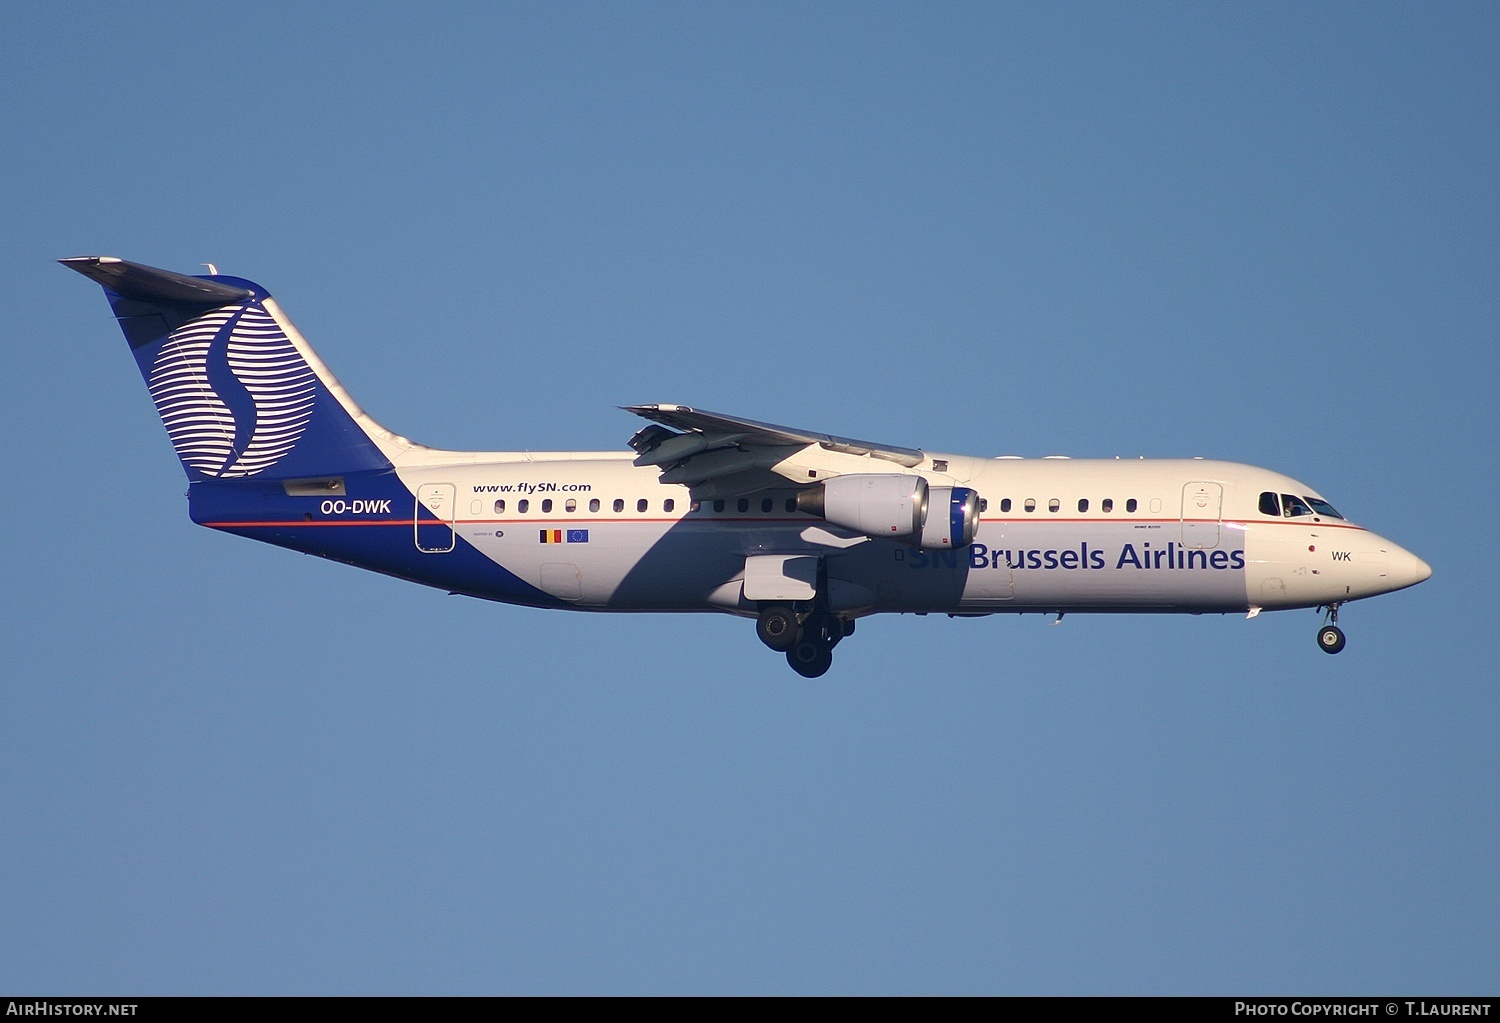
(63, 256, 1432, 677)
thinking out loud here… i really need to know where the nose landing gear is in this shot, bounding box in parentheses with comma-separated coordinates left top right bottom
(1317, 603, 1346, 654)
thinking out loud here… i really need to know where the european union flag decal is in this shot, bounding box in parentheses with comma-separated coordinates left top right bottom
(567, 529, 589, 544)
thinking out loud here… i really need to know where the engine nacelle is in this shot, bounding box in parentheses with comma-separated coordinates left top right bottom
(918, 486, 981, 549)
(796, 476, 980, 549)
(796, 474, 927, 538)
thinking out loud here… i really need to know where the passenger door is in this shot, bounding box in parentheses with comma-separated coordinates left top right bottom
(415, 483, 457, 553)
(1181, 482, 1222, 550)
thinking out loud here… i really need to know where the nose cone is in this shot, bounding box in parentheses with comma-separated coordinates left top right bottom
(1348, 534, 1431, 599)
(1387, 542, 1432, 593)
(1408, 552, 1433, 587)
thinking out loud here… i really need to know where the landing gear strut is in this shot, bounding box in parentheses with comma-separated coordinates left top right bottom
(753, 556, 852, 677)
(1317, 603, 1346, 655)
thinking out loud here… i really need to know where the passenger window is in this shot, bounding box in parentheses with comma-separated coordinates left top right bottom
(518, 499, 529, 514)
(737, 498, 750, 513)
(1048, 499, 1060, 513)
(565, 499, 576, 513)
(637, 498, 648, 513)
(1077, 498, 1088, 513)
(613, 498, 624, 513)
(1102, 499, 1113, 513)
(494, 499, 506, 514)
(785, 497, 796, 513)
(1000, 498, 1012, 513)
(1281, 494, 1313, 518)
(1126, 499, 1137, 513)
(713, 499, 725, 513)
(761, 497, 773, 513)
(1024, 499, 1036, 513)
(541, 499, 553, 513)
(664, 498, 675, 513)
(690, 500, 701, 512)
(588, 498, 600, 513)
(979, 498, 988, 513)
(1259, 492, 1281, 516)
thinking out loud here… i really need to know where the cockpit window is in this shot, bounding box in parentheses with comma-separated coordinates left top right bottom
(1281, 494, 1313, 518)
(1304, 497, 1344, 519)
(1259, 492, 1281, 516)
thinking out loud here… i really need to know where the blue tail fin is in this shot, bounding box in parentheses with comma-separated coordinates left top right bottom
(62, 257, 393, 481)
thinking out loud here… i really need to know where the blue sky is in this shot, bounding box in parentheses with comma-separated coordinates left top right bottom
(1, 2, 1495, 994)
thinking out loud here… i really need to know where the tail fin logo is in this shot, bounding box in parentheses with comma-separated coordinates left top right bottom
(147, 302, 318, 478)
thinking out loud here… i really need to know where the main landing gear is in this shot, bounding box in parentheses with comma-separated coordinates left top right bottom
(1317, 603, 1347, 655)
(755, 606, 799, 651)
(756, 605, 853, 678)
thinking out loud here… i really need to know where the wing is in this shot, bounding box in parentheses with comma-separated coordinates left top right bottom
(622, 404, 925, 500)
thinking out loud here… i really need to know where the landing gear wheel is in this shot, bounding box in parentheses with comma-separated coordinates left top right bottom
(1318, 625, 1346, 654)
(756, 605, 799, 651)
(787, 638, 834, 678)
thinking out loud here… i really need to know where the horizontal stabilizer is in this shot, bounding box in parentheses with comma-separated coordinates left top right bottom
(59, 256, 252, 305)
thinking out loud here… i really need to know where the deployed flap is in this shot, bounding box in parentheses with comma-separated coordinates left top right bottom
(623, 404, 925, 498)
(623, 405, 923, 467)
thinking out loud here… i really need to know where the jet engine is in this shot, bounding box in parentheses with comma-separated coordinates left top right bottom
(920, 486, 981, 549)
(795, 474, 927, 538)
(795, 475, 981, 550)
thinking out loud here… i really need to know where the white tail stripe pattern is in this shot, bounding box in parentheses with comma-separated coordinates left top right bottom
(148, 308, 236, 474)
(223, 305, 317, 476)
(147, 303, 318, 478)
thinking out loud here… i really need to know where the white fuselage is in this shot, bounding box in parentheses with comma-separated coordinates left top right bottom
(384, 451, 1429, 617)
